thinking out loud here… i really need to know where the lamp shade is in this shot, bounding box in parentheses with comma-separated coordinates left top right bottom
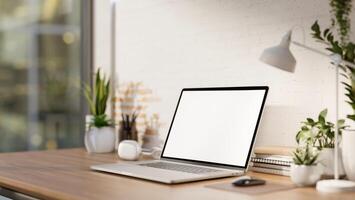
(260, 31, 296, 73)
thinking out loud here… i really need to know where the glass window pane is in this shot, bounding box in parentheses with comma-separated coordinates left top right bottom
(0, 0, 85, 152)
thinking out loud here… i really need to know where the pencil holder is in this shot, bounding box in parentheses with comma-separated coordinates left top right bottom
(118, 121, 138, 142)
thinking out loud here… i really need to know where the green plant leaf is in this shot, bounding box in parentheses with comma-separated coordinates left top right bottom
(293, 152, 303, 165)
(311, 21, 323, 40)
(338, 119, 345, 126)
(319, 109, 328, 118)
(323, 28, 330, 38)
(296, 131, 302, 144)
(347, 114, 355, 121)
(83, 68, 111, 120)
(308, 154, 318, 165)
(301, 126, 309, 131)
(306, 118, 315, 125)
(90, 114, 113, 128)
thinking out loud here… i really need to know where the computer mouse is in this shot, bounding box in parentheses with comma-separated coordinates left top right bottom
(232, 178, 266, 187)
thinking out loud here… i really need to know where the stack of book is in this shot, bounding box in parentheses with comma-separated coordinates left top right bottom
(250, 146, 294, 176)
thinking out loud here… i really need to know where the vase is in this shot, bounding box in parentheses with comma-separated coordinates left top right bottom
(142, 134, 161, 150)
(290, 164, 322, 186)
(84, 126, 116, 153)
(318, 147, 345, 177)
(342, 129, 355, 181)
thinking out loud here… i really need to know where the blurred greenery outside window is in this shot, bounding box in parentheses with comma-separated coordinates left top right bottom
(0, 0, 89, 152)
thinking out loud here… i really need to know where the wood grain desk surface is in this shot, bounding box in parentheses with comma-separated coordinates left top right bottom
(0, 148, 353, 200)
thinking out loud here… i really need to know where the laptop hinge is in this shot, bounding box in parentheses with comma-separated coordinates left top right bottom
(160, 157, 246, 172)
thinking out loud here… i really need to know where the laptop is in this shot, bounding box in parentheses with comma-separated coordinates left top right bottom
(91, 86, 268, 184)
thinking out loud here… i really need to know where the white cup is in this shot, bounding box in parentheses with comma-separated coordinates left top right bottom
(118, 140, 141, 161)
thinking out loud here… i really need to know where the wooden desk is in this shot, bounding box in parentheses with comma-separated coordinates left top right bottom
(0, 148, 353, 200)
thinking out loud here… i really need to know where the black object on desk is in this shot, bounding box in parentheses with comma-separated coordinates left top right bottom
(232, 177, 266, 187)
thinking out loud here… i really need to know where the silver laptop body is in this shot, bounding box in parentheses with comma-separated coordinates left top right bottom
(91, 87, 268, 184)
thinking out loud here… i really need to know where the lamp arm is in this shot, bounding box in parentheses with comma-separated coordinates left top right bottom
(292, 41, 355, 69)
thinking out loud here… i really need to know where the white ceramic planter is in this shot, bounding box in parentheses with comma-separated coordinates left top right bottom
(342, 129, 355, 181)
(290, 164, 322, 186)
(85, 127, 116, 153)
(318, 148, 345, 177)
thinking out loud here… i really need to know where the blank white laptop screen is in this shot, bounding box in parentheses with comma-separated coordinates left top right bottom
(162, 88, 268, 168)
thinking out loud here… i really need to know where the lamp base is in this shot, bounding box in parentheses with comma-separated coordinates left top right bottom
(316, 179, 355, 192)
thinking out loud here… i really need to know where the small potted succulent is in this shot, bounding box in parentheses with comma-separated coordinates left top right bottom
(291, 145, 322, 186)
(84, 69, 115, 153)
(296, 109, 346, 177)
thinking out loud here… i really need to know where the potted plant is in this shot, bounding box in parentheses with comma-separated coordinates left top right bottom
(83, 69, 115, 153)
(291, 145, 322, 186)
(310, 0, 355, 180)
(296, 109, 346, 177)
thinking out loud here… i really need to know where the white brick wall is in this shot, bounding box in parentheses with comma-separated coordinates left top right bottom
(94, 0, 355, 146)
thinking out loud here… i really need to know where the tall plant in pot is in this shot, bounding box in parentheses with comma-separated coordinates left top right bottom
(310, 0, 355, 180)
(296, 109, 346, 177)
(84, 69, 115, 153)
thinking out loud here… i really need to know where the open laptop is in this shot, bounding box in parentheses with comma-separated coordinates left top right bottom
(91, 86, 268, 184)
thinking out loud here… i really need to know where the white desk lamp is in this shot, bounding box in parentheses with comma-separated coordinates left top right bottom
(260, 30, 355, 192)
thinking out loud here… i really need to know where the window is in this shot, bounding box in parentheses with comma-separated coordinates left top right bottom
(0, 0, 91, 152)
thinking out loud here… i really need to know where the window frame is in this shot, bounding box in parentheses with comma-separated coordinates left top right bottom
(80, 0, 94, 144)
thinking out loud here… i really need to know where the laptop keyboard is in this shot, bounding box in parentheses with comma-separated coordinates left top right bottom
(139, 162, 220, 174)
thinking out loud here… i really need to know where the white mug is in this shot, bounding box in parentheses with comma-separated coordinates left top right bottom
(118, 140, 141, 161)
